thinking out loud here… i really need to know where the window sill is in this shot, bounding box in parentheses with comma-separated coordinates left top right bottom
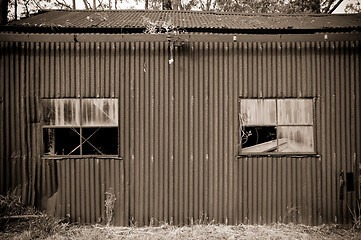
(237, 153, 320, 158)
(42, 155, 123, 160)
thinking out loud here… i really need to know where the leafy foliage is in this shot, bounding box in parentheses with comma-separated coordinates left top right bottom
(345, 0, 361, 13)
(7, 0, 70, 21)
(3, 0, 353, 23)
(148, 0, 340, 13)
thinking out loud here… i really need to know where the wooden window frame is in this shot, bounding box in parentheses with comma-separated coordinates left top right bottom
(238, 97, 317, 156)
(42, 98, 119, 157)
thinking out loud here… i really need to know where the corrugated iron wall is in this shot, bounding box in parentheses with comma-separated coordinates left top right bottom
(0, 35, 360, 225)
(41, 157, 126, 225)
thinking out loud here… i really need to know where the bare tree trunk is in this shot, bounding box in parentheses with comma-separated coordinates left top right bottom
(145, 0, 148, 9)
(174, 0, 178, 10)
(14, 0, 17, 20)
(93, 0, 96, 9)
(176, 0, 181, 10)
(83, 0, 90, 9)
(328, 0, 344, 13)
(73, 0, 76, 9)
(24, 0, 30, 17)
(163, 0, 172, 10)
(0, 0, 8, 24)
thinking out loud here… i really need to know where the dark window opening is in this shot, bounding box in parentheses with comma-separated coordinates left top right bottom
(347, 172, 354, 192)
(43, 128, 80, 155)
(82, 128, 118, 155)
(242, 126, 277, 152)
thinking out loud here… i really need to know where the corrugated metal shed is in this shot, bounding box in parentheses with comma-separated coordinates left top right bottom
(1, 11, 361, 226)
(4, 10, 361, 31)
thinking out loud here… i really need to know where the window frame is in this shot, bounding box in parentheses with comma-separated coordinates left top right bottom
(238, 97, 317, 156)
(42, 98, 120, 157)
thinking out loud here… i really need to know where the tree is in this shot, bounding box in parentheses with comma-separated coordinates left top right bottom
(161, 0, 342, 13)
(0, 0, 351, 25)
(5, 0, 71, 22)
(345, 0, 361, 13)
(0, 0, 8, 24)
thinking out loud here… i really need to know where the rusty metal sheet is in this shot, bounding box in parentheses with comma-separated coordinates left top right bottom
(0, 36, 360, 226)
(4, 10, 361, 31)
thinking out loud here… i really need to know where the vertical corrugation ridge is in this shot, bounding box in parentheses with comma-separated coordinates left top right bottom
(235, 157, 321, 224)
(0, 41, 5, 195)
(0, 37, 360, 226)
(44, 158, 126, 224)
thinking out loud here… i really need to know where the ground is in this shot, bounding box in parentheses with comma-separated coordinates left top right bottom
(1, 218, 361, 239)
(1, 194, 361, 239)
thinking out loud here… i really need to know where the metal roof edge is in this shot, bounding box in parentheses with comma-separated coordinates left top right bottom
(1, 25, 360, 34)
(35, 9, 360, 17)
(1, 32, 361, 43)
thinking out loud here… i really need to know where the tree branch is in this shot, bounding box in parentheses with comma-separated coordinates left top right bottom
(328, 0, 344, 13)
(83, 0, 90, 9)
(0, 0, 9, 24)
(322, 0, 339, 13)
(54, 0, 72, 9)
(32, 0, 43, 11)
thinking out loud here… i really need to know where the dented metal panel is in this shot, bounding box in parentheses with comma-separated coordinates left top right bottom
(0, 34, 360, 226)
(41, 157, 126, 225)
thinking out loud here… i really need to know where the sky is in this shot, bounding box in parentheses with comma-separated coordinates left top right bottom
(332, 0, 359, 13)
(72, 0, 143, 10)
(9, 0, 360, 22)
(68, 0, 359, 13)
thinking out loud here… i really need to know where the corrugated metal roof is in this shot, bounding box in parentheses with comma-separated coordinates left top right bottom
(5, 10, 361, 31)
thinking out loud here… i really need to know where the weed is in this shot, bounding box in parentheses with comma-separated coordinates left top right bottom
(0, 191, 38, 217)
(0, 193, 68, 239)
(282, 206, 300, 223)
(347, 200, 361, 231)
(142, 17, 188, 65)
(142, 17, 177, 34)
(105, 188, 116, 226)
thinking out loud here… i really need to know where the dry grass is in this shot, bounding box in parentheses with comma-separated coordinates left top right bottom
(1, 193, 361, 240)
(0, 193, 67, 239)
(45, 223, 360, 240)
(2, 220, 360, 240)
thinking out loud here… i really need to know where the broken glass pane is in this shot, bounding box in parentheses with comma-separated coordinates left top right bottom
(82, 127, 118, 155)
(43, 99, 81, 126)
(277, 99, 313, 125)
(277, 126, 314, 152)
(43, 128, 80, 155)
(240, 99, 276, 126)
(82, 99, 118, 127)
(241, 126, 277, 152)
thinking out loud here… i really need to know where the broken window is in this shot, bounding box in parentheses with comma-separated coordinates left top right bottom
(239, 99, 314, 154)
(43, 98, 118, 156)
